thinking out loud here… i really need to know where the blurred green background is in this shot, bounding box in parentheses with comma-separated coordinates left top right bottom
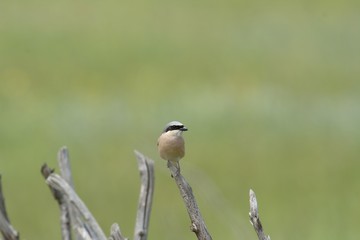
(1, 0, 360, 239)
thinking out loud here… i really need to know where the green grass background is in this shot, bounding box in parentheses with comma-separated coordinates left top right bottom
(1, 1, 360, 239)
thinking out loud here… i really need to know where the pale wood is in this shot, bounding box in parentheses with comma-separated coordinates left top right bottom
(41, 164, 72, 240)
(45, 173, 107, 240)
(0, 175, 19, 240)
(57, 146, 79, 240)
(0, 212, 19, 240)
(58, 146, 75, 188)
(108, 223, 127, 240)
(167, 161, 212, 240)
(249, 189, 271, 240)
(133, 150, 155, 240)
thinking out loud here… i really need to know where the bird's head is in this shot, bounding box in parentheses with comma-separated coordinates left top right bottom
(162, 121, 188, 135)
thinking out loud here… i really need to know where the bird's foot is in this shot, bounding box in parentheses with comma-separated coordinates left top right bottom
(167, 160, 181, 177)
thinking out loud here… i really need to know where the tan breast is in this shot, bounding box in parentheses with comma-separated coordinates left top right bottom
(157, 132, 185, 161)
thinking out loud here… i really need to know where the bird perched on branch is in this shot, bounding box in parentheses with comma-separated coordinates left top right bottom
(157, 121, 188, 169)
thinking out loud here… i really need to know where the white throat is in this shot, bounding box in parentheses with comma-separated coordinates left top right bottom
(166, 130, 183, 137)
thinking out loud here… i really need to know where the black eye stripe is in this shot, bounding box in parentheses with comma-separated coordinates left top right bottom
(165, 125, 184, 132)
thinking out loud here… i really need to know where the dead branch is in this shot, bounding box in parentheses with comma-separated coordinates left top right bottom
(44, 172, 107, 240)
(41, 164, 72, 240)
(167, 161, 212, 240)
(249, 189, 271, 240)
(58, 146, 75, 188)
(133, 151, 155, 240)
(108, 223, 127, 240)
(57, 146, 80, 240)
(0, 175, 19, 240)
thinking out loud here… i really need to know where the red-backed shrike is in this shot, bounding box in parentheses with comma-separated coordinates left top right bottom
(157, 121, 188, 165)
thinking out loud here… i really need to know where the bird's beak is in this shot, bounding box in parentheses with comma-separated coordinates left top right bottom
(180, 126, 188, 131)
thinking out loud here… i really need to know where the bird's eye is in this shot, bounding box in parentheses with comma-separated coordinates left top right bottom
(173, 125, 183, 130)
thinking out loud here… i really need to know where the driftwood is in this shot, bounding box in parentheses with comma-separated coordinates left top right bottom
(249, 189, 271, 240)
(42, 166, 107, 240)
(109, 223, 127, 240)
(41, 147, 155, 240)
(133, 150, 155, 240)
(0, 146, 271, 240)
(41, 162, 72, 240)
(57, 147, 79, 240)
(167, 161, 212, 240)
(0, 175, 19, 240)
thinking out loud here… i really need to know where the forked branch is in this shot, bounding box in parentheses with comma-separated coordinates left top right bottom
(42, 169, 107, 240)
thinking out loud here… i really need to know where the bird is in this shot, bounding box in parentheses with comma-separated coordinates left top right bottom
(157, 121, 188, 168)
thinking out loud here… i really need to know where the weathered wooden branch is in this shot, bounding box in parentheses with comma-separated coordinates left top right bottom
(108, 223, 127, 240)
(0, 176, 10, 225)
(249, 189, 271, 240)
(2, 145, 276, 240)
(167, 161, 212, 240)
(43, 170, 107, 240)
(58, 146, 75, 188)
(133, 150, 155, 240)
(0, 175, 19, 240)
(57, 146, 80, 240)
(41, 164, 72, 240)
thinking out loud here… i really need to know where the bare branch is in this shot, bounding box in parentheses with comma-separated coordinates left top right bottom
(0, 175, 19, 240)
(57, 146, 79, 240)
(45, 173, 107, 240)
(0, 176, 10, 223)
(58, 146, 75, 188)
(109, 223, 127, 240)
(249, 189, 271, 240)
(41, 164, 72, 240)
(133, 150, 155, 240)
(167, 161, 212, 240)
(0, 213, 19, 240)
